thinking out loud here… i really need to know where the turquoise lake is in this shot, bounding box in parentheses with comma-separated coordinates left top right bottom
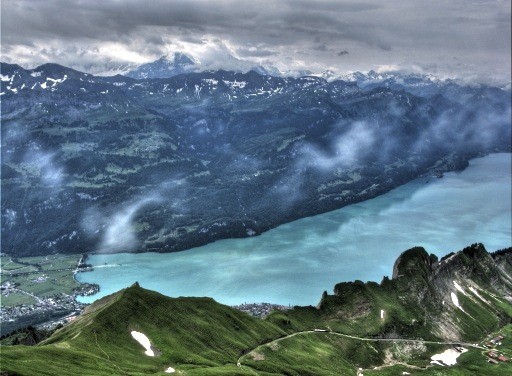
(77, 153, 512, 306)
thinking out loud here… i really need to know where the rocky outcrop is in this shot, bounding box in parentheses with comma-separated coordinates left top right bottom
(324, 244, 512, 342)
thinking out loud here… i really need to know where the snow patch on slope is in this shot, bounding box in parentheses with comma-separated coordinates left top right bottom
(431, 347, 467, 366)
(450, 292, 464, 312)
(453, 281, 468, 296)
(130, 331, 155, 356)
(223, 80, 247, 89)
(468, 286, 491, 304)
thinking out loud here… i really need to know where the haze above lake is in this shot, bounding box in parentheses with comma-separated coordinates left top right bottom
(77, 153, 511, 306)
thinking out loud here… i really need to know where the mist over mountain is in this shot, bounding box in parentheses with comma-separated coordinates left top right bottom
(124, 51, 292, 79)
(125, 52, 200, 79)
(1, 62, 510, 257)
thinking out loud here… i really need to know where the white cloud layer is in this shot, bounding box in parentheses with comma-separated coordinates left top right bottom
(1, 0, 510, 84)
(302, 121, 375, 169)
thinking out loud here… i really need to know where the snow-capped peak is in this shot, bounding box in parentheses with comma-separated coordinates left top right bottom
(125, 52, 200, 79)
(160, 52, 199, 67)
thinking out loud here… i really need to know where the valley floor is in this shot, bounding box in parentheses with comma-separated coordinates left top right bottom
(0, 253, 97, 335)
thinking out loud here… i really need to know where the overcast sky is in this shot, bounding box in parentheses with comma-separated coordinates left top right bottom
(1, 0, 510, 84)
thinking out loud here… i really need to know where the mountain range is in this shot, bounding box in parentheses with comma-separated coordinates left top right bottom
(125, 51, 288, 79)
(1, 61, 510, 256)
(2, 243, 511, 375)
(122, 51, 511, 93)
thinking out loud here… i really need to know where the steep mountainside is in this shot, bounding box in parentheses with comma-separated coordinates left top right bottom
(1, 63, 510, 256)
(257, 244, 512, 345)
(1, 244, 511, 375)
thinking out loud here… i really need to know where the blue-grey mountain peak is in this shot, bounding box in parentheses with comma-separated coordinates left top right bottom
(124, 51, 307, 79)
(125, 52, 199, 79)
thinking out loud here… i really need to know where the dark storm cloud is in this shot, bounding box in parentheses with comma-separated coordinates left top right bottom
(1, 0, 510, 83)
(1, 0, 383, 46)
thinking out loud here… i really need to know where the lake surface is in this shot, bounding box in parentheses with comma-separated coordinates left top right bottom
(77, 153, 512, 306)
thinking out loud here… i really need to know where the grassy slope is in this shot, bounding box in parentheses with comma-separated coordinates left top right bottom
(239, 324, 512, 376)
(1, 284, 287, 375)
(3, 289, 510, 375)
(2, 247, 511, 375)
(243, 332, 385, 375)
(365, 324, 512, 376)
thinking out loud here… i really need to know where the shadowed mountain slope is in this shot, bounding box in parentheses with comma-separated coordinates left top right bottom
(2, 63, 510, 256)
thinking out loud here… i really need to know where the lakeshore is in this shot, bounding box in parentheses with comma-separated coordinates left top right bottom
(76, 153, 512, 306)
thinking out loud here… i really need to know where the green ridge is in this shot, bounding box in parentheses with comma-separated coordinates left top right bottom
(2, 245, 511, 375)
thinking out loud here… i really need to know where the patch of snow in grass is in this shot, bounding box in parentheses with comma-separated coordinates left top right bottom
(130, 331, 154, 356)
(431, 348, 467, 366)
(165, 367, 176, 373)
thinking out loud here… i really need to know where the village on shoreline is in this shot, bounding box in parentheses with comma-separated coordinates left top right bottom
(0, 253, 98, 335)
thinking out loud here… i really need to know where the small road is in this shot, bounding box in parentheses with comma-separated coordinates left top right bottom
(237, 329, 485, 368)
